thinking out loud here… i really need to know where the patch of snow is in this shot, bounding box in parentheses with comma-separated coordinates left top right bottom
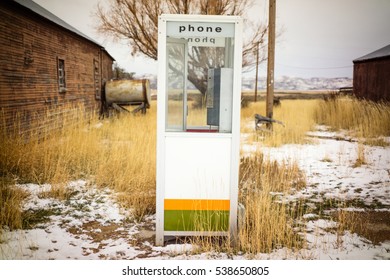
(1, 180, 139, 260)
(259, 136, 390, 207)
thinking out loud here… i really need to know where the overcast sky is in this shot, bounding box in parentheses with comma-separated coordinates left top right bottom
(33, 0, 390, 78)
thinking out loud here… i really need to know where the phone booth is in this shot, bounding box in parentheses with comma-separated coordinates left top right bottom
(156, 14, 242, 245)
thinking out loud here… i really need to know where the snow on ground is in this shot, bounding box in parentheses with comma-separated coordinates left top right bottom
(0, 180, 142, 260)
(1, 127, 389, 260)
(248, 127, 390, 207)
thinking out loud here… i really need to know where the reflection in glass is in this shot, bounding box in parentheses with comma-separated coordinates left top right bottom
(165, 26, 235, 133)
(166, 40, 186, 131)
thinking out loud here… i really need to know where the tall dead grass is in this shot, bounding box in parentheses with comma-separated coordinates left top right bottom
(314, 96, 390, 140)
(3, 95, 386, 255)
(1, 98, 308, 254)
(238, 152, 307, 253)
(1, 105, 99, 184)
(186, 151, 307, 255)
(241, 99, 317, 146)
(0, 104, 156, 225)
(0, 179, 29, 233)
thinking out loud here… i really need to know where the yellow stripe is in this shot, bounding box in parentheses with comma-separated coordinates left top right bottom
(164, 199, 230, 211)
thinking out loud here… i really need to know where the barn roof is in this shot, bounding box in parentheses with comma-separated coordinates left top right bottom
(13, 0, 115, 61)
(353, 44, 390, 63)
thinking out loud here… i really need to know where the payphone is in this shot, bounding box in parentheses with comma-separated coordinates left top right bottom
(156, 15, 242, 246)
(206, 68, 233, 132)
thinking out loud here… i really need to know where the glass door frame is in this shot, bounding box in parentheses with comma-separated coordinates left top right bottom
(166, 37, 188, 132)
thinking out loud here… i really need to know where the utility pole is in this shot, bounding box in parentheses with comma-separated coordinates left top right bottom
(266, 0, 276, 128)
(254, 42, 259, 102)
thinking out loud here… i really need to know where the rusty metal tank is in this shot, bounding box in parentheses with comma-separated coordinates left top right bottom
(105, 79, 151, 107)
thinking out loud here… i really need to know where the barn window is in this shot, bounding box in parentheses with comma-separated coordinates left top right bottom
(57, 58, 66, 93)
(94, 59, 101, 100)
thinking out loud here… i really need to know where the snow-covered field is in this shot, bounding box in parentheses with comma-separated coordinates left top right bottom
(1, 127, 389, 260)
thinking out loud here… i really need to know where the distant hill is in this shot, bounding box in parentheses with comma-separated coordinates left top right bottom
(138, 74, 352, 91)
(242, 76, 352, 91)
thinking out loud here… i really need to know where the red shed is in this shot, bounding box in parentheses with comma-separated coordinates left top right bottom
(353, 44, 390, 102)
(0, 0, 115, 134)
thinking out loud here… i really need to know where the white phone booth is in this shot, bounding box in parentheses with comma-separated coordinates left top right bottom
(156, 14, 242, 245)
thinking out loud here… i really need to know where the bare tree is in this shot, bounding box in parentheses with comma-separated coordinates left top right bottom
(95, 0, 268, 95)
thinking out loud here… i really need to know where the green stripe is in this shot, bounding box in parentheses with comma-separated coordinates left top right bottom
(164, 210, 229, 231)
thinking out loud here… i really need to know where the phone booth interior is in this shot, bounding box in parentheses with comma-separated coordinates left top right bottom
(156, 15, 242, 245)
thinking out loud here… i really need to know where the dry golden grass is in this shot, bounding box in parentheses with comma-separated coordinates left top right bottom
(241, 99, 317, 147)
(237, 152, 307, 253)
(353, 143, 366, 168)
(314, 96, 390, 141)
(0, 98, 309, 254)
(92, 110, 157, 221)
(0, 179, 29, 232)
(1, 106, 100, 184)
(0, 104, 157, 224)
(2, 96, 389, 255)
(186, 152, 307, 254)
(335, 210, 367, 238)
(38, 184, 75, 201)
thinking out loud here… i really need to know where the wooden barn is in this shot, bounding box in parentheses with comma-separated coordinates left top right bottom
(0, 0, 115, 134)
(353, 44, 390, 102)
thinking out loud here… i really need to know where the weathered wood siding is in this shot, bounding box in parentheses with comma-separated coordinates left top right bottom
(353, 58, 390, 102)
(0, 1, 114, 134)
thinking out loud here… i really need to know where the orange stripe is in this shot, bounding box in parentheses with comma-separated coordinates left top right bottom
(164, 199, 230, 211)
